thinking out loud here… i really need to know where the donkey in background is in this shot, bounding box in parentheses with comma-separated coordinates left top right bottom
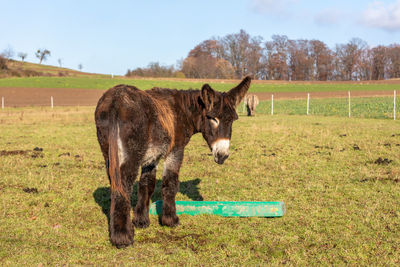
(95, 76, 251, 248)
(245, 94, 259, 116)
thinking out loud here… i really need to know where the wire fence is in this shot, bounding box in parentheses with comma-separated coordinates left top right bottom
(1, 92, 400, 120)
(242, 91, 399, 120)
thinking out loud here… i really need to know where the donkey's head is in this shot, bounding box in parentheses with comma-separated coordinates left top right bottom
(199, 76, 251, 164)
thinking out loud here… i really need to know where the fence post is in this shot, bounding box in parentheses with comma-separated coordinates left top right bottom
(1, 97, 4, 109)
(307, 93, 310, 115)
(394, 90, 396, 120)
(271, 94, 274, 115)
(348, 91, 351, 118)
(51, 96, 54, 109)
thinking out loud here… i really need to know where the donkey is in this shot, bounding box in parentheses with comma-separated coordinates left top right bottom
(245, 94, 259, 116)
(95, 76, 251, 248)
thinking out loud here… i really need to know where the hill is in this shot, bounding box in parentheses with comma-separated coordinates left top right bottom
(0, 59, 110, 78)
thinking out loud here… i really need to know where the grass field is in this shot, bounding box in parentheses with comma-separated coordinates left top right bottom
(1, 76, 400, 92)
(1, 107, 399, 265)
(252, 96, 398, 119)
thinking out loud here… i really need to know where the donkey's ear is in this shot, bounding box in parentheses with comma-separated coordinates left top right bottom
(227, 76, 252, 106)
(200, 84, 215, 111)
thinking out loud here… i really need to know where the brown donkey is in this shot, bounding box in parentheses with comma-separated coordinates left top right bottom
(95, 76, 251, 248)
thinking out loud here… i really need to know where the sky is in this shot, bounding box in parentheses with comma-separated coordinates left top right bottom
(1, 0, 400, 75)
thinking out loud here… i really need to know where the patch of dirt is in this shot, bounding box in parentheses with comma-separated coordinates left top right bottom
(0, 150, 29, 156)
(23, 187, 38, 194)
(360, 177, 399, 183)
(314, 145, 333, 149)
(374, 157, 393, 165)
(353, 144, 361, 151)
(0, 148, 43, 158)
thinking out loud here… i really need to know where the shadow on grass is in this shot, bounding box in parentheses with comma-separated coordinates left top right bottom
(93, 178, 203, 225)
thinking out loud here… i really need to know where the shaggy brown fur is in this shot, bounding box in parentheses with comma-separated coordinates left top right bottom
(95, 77, 251, 248)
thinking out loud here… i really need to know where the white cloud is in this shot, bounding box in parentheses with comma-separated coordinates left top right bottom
(361, 0, 400, 31)
(249, 0, 298, 15)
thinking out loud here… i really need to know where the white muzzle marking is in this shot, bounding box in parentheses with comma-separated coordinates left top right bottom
(211, 139, 230, 164)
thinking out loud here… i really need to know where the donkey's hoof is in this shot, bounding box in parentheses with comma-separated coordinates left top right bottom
(161, 215, 180, 227)
(133, 217, 150, 229)
(111, 231, 134, 249)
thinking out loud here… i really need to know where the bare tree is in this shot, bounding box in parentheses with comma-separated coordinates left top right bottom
(181, 39, 235, 79)
(387, 44, 400, 78)
(287, 39, 314, 80)
(18, 52, 28, 62)
(335, 38, 367, 80)
(35, 49, 51, 64)
(218, 29, 263, 78)
(265, 35, 289, 80)
(58, 58, 62, 67)
(309, 40, 333, 81)
(126, 62, 177, 78)
(357, 47, 372, 80)
(371, 46, 387, 80)
(2, 46, 15, 60)
(78, 63, 83, 71)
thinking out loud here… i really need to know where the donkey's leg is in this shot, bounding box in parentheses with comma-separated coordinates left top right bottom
(161, 149, 183, 227)
(109, 160, 139, 248)
(133, 163, 157, 228)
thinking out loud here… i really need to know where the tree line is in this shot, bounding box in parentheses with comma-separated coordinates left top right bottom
(126, 30, 400, 81)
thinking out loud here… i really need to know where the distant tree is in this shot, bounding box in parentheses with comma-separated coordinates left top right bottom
(287, 39, 314, 80)
(386, 44, 400, 78)
(126, 62, 177, 78)
(18, 52, 28, 62)
(218, 30, 263, 78)
(309, 40, 333, 81)
(78, 64, 83, 71)
(35, 49, 51, 64)
(2, 46, 15, 60)
(58, 58, 62, 67)
(181, 39, 236, 79)
(358, 47, 373, 80)
(334, 38, 367, 80)
(371, 46, 387, 80)
(265, 35, 289, 80)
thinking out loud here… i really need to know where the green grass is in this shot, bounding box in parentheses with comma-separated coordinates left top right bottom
(249, 96, 398, 119)
(1, 107, 400, 265)
(1, 76, 400, 92)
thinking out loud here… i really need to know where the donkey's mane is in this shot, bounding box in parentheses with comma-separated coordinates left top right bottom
(148, 87, 203, 110)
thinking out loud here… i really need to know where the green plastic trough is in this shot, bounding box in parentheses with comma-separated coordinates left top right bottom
(149, 201, 286, 217)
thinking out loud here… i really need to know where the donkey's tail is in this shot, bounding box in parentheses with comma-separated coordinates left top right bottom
(108, 118, 128, 200)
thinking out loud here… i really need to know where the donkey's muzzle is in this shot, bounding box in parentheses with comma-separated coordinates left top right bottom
(212, 139, 230, 165)
(214, 152, 229, 165)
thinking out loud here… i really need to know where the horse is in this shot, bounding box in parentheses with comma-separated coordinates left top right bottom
(245, 94, 259, 116)
(94, 76, 251, 248)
